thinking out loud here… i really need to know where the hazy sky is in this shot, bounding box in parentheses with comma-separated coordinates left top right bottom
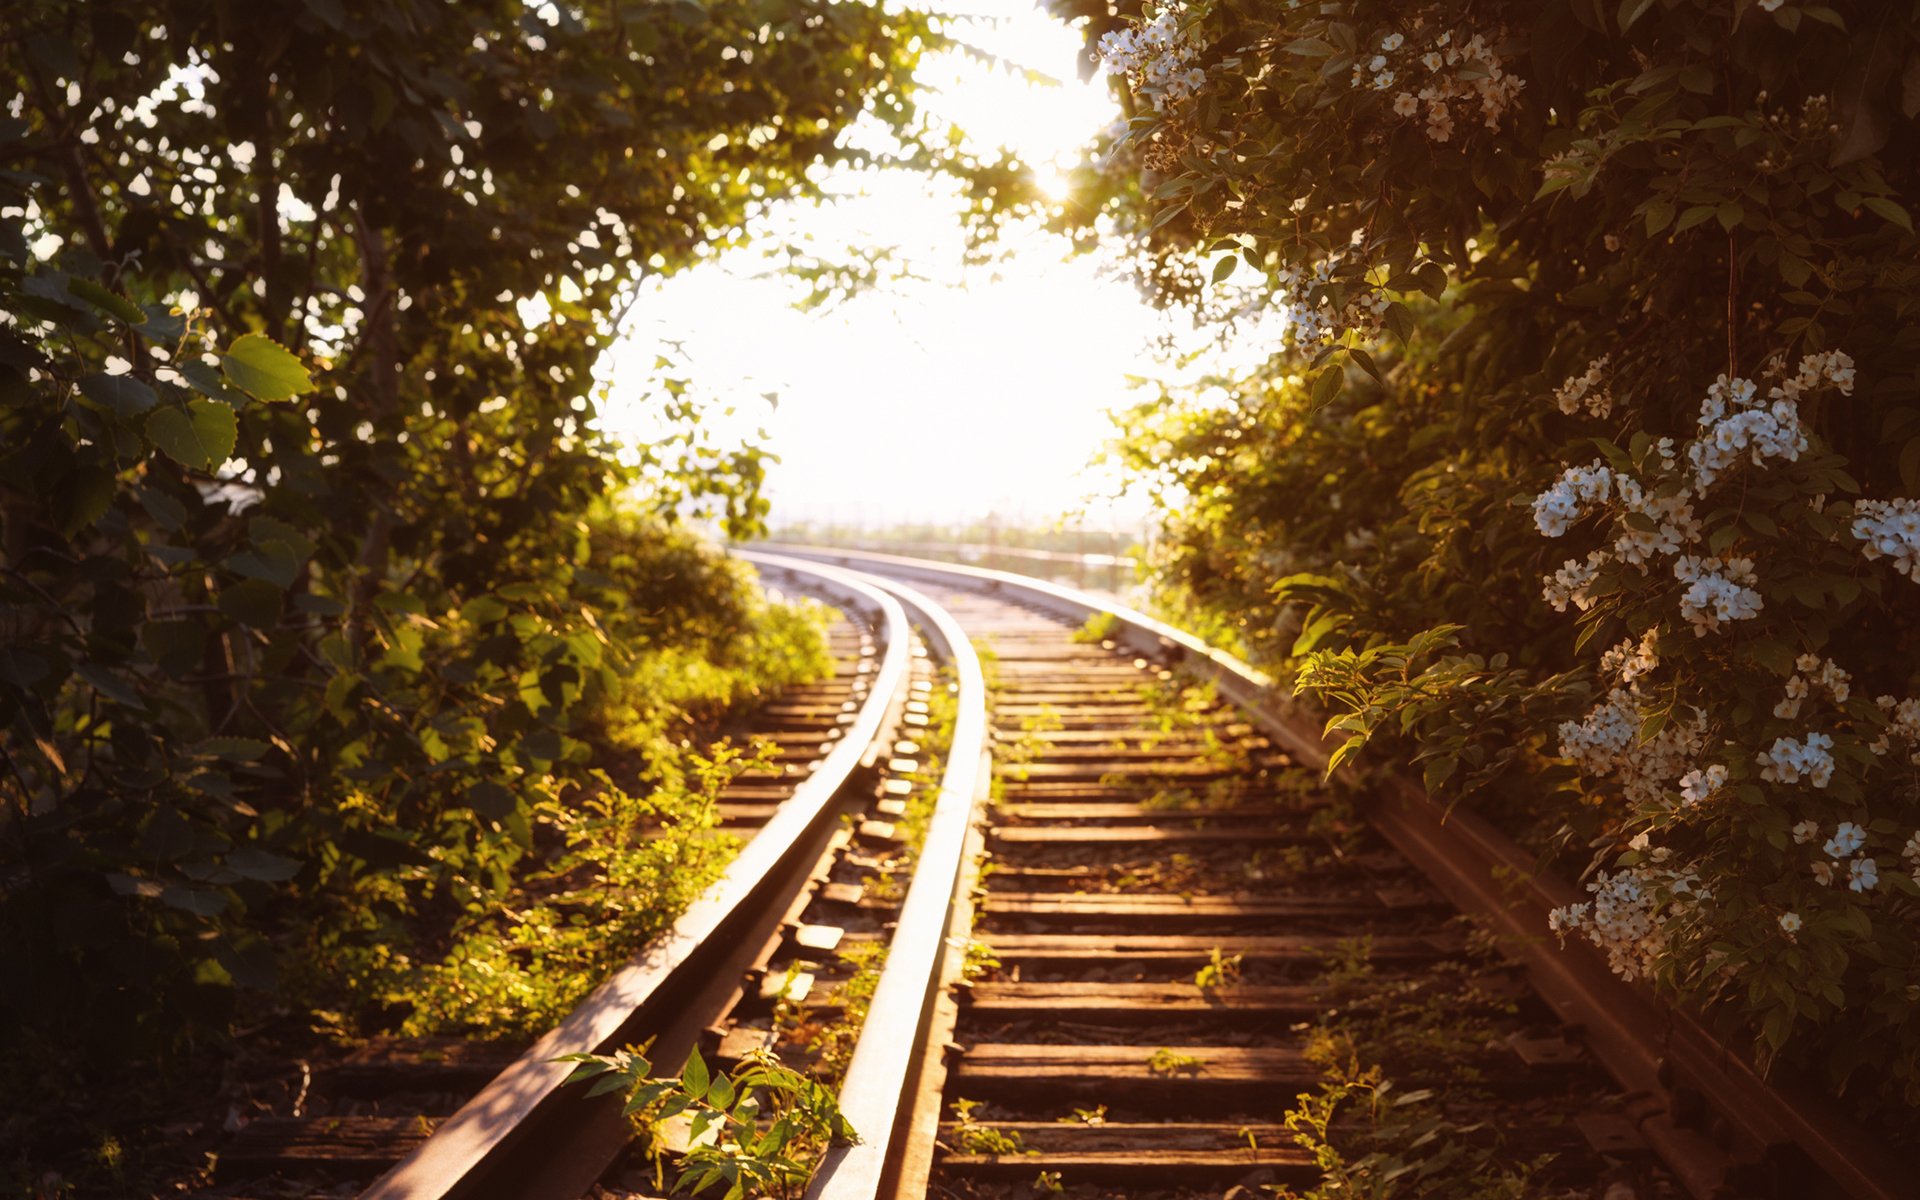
(595, 4, 1170, 531)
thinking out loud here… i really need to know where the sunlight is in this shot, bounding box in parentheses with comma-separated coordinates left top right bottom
(594, 3, 1152, 531)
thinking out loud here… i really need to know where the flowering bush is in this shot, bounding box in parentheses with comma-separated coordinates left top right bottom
(1067, 0, 1920, 1126)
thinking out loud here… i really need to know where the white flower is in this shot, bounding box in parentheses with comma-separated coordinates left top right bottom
(1392, 91, 1419, 116)
(1792, 819, 1819, 845)
(1532, 460, 1616, 536)
(1677, 764, 1725, 805)
(1673, 554, 1763, 635)
(1759, 732, 1834, 788)
(1824, 820, 1865, 858)
(1552, 355, 1612, 418)
(1902, 831, 1920, 863)
(1778, 911, 1802, 934)
(1852, 498, 1920, 583)
(1811, 861, 1834, 886)
(1848, 856, 1879, 892)
(1380, 32, 1405, 51)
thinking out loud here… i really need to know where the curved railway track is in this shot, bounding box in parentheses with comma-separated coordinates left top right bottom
(197, 549, 1905, 1200)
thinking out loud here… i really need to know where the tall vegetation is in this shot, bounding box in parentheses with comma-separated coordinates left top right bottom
(0, 0, 967, 1182)
(1071, 0, 1920, 1123)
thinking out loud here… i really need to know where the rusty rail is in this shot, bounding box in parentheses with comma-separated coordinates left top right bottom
(359, 559, 910, 1200)
(760, 542, 1907, 1200)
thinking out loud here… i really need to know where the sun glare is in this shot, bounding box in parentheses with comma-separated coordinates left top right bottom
(595, 4, 1155, 532)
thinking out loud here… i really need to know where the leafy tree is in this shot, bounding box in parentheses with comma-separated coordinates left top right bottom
(0, 0, 970, 1184)
(1082, 0, 1920, 1127)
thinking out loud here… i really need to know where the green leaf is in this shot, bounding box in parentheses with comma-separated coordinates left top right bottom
(67, 277, 145, 325)
(147, 399, 238, 471)
(76, 663, 144, 708)
(226, 847, 301, 882)
(56, 466, 116, 535)
(1211, 255, 1237, 284)
(1309, 365, 1342, 408)
(682, 1047, 710, 1098)
(1862, 196, 1913, 232)
(1348, 346, 1383, 384)
(1675, 204, 1716, 233)
(1618, 0, 1657, 33)
(467, 780, 519, 821)
(220, 333, 314, 401)
(195, 736, 272, 761)
(178, 359, 250, 407)
(79, 372, 159, 417)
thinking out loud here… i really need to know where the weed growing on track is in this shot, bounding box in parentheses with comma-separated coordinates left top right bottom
(562, 1043, 854, 1200)
(946, 1098, 1030, 1156)
(1267, 937, 1556, 1198)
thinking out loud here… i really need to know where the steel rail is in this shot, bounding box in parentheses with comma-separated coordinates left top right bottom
(758, 543, 1907, 1200)
(762, 566, 992, 1200)
(359, 559, 910, 1200)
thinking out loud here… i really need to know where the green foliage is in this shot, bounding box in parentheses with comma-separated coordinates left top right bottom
(1193, 945, 1243, 991)
(947, 1098, 1031, 1156)
(561, 1044, 855, 1200)
(0, 0, 926, 1183)
(1146, 1046, 1206, 1075)
(1088, 0, 1920, 1128)
(1071, 610, 1121, 644)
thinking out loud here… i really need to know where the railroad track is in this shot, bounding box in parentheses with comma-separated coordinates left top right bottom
(199, 550, 1906, 1199)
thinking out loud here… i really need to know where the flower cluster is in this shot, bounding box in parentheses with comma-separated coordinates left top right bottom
(1096, 8, 1205, 111)
(1359, 27, 1526, 143)
(1557, 688, 1707, 808)
(1798, 820, 1878, 892)
(1598, 629, 1659, 683)
(1271, 259, 1390, 346)
(1672, 554, 1762, 636)
(1689, 352, 1851, 491)
(1868, 695, 1920, 763)
(1677, 762, 1726, 805)
(1553, 355, 1613, 418)
(1773, 654, 1851, 719)
(1541, 551, 1604, 613)
(1549, 856, 1703, 981)
(1757, 731, 1836, 787)
(1851, 498, 1920, 583)
(1532, 459, 1615, 537)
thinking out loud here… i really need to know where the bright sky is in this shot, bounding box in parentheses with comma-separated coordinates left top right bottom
(595, 3, 1167, 531)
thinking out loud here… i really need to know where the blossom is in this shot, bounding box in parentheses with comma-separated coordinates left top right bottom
(1823, 820, 1865, 858)
(1677, 764, 1725, 805)
(1380, 32, 1405, 51)
(1673, 555, 1762, 635)
(1851, 498, 1920, 583)
(1542, 551, 1605, 612)
(1551, 861, 1704, 981)
(1811, 861, 1834, 886)
(1096, 9, 1205, 109)
(1849, 856, 1879, 892)
(1759, 732, 1835, 788)
(1559, 690, 1708, 808)
(1599, 629, 1659, 682)
(1533, 460, 1616, 536)
(1392, 91, 1419, 116)
(1552, 355, 1612, 418)
(1778, 911, 1802, 934)
(1792, 819, 1819, 845)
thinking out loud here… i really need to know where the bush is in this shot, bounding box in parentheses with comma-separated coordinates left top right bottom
(1078, 0, 1920, 1123)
